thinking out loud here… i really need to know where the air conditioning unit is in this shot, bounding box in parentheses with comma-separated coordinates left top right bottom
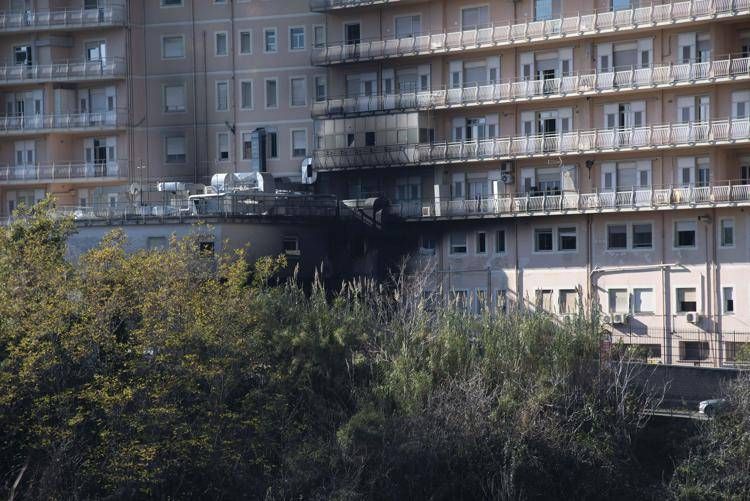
(602, 314, 613, 324)
(561, 313, 576, 322)
(686, 312, 701, 324)
(500, 173, 515, 184)
(421, 206, 432, 217)
(611, 313, 628, 325)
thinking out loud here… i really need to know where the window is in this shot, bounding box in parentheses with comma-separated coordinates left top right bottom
(632, 223, 653, 249)
(495, 289, 508, 313)
(535, 0, 560, 20)
(720, 219, 734, 247)
(495, 230, 505, 253)
(165, 135, 186, 163)
(161, 0, 182, 5)
(607, 224, 628, 250)
(723, 287, 734, 314)
(536, 289, 554, 311)
(476, 231, 487, 254)
(633, 288, 654, 314)
(395, 15, 421, 38)
(681, 341, 709, 361)
(314, 76, 327, 102)
(450, 232, 467, 254)
(313, 25, 326, 48)
(239, 31, 252, 54)
(676, 288, 697, 313)
(85, 40, 106, 61)
(215, 32, 228, 56)
(608, 289, 629, 313)
(265, 79, 278, 108)
(267, 129, 278, 158)
(217, 132, 230, 161)
(216, 81, 229, 111)
(241, 132, 252, 160)
(365, 131, 375, 146)
(291, 129, 307, 158)
(264, 28, 277, 53)
(419, 236, 436, 255)
(674, 220, 696, 248)
(240, 80, 253, 109)
(147, 236, 168, 250)
(535, 228, 553, 252)
(461, 5, 489, 30)
(558, 227, 577, 251)
(162, 36, 185, 59)
(559, 289, 578, 314)
(163, 84, 186, 112)
(283, 236, 300, 256)
(289, 27, 305, 50)
(290, 77, 307, 107)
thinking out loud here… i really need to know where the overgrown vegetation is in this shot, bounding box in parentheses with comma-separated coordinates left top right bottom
(0, 201, 748, 500)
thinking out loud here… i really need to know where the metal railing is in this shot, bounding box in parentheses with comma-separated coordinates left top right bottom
(314, 118, 750, 170)
(310, 0, 401, 11)
(0, 161, 125, 183)
(390, 180, 750, 219)
(312, 0, 750, 65)
(313, 56, 750, 117)
(0, 57, 126, 85)
(0, 110, 127, 134)
(0, 5, 126, 32)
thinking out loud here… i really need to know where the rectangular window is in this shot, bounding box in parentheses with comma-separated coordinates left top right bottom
(461, 6, 490, 30)
(496, 289, 508, 313)
(85, 40, 106, 61)
(608, 289, 629, 313)
(291, 129, 307, 158)
(313, 25, 326, 48)
(283, 236, 300, 256)
(290, 77, 307, 107)
(476, 231, 487, 254)
(674, 220, 696, 248)
(559, 289, 578, 314)
(239, 31, 252, 54)
(217, 132, 230, 161)
(162, 36, 185, 59)
(632, 223, 653, 249)
(164, 84, 186, 112)
(289, 27, 305, 50)
(723, 287, 734, 314)
(395, 15, 421, 38)
(495, 230, 505, 253)
(676, 288, 697, 313)
(264, 28, 278, 53)
(365, 131, 375, 146)
(267, 129, 278, 158)
(314, 76, 327, 102)
(633, 288, 654, 314)
(215, 32, 228, 56)
(720, 219, 734, 247)
(558, 227, 577, 251)
(265, 79, 278, 108)
(241, 132, 252, 160)
(216, 81, 229, 111)
(165, 135, 186, 163)
(535, 228, 553, 252)
(607, 224, 628, 250)
(420, 236, 436, 255)
(161, 0, 182, 5)
(240, 81, 253, 109)
(536, 289, 554, 311)
(450, 232, 467, 254)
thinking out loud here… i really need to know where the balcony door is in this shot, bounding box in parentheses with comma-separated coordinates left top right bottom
(14, 140, 35, 179)
(84, 136, 116, 176)
(10, 0, 31, 12)
(344, 23, 360, 45)
(13, 45, 32, 66)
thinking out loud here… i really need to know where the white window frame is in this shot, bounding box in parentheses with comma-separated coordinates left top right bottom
(605, 221, 654, 251)
(216, 131, 230, 162)
(215, 80, 230, 111)
(393, 13, 422, 38)
(238, 30, 252, 55)
(289, 76, 307, 108)
(290, 128, 308, 159)
(239, 79, 253, 110)
(161, 35, 185, 60)
(263, 27, 278, 54)
(460, 5, 490, 31)
(675, 286, 699, 314)
(449, 231, 468, 255)
(164, 134, 186, 164)
(533, 224, 579, 254)
(162, 83, 187, 113)
(289, 26, 306, 51)
(723, 286, 735, 314)
(214, 31, 229, 57)
(719, 218, 735, 248)
(633, 288, 655, 315)
(264, 77, 278, 109)
(673, 219, 698, 250)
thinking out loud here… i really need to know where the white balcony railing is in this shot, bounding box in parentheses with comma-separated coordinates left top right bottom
(313, 56, 750, 117)
(314, 118, 750, 170)
(313, 0, 750, 65)
(0, 58, 126, 85)
(0, 161, 125, 183)
(0, 5, 126, 32)
(0, 110, 127, 135)
(391, 181, 750, 220)
(310, 0, 401, 11)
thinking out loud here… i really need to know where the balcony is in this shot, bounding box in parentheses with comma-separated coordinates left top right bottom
(312, 0, 750, 65)
(0, 110, 127, 136)
(314, 119, 750, 171)
(0, 5, 126, 33)
(391, 181, 750, 220)
(0, 58, 126, 87)
(310, 0, 402, 12)
(313, 56, 750, 118)
(0, 161, 126, 185)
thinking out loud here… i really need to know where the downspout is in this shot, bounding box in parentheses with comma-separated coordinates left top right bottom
(230, 0, 238, 174)
(141, 0, 149, 187)
(712, 208, 721, 366)
(514, 219, 520, 309)
(203, 30, 210, 182)
(191, 0, 199, 182)
(661, 212, 669, 363)
(126, 1, 133, 184)
(586, 213, 592, 312)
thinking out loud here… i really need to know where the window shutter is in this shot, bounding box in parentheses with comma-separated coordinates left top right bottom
(601, 162, 616, 191)
(597, 43, 612, 72)
(520, 52, 534, 80)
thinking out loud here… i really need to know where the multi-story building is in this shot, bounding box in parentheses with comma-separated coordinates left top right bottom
(0, 0, 324, 214)
(310, 0, 750, 365)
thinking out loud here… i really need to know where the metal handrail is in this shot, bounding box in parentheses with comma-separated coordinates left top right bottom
(0, 57, 127, 84)
(312, 0, 750, 65)
(391, 180, 750, 219)
(313, 118, 750, 170)
(0, 110, 128, 133)
(0, 4, 127, 31)
(0, 160, 125, 182)
(312, 56, 750, 117)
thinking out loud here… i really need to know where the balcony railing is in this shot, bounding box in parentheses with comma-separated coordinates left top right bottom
(313, 56, 750, 117)
(0, 110, 127, 135)
(0, 161, 125, 183)
(310, 0, 401, 11)
(0, 5, 126, 32)
(312, 0, 750, 65)
(391, 181, 750, 220)
(314, 119, 750, 170)
(0, 57, 126, 85)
